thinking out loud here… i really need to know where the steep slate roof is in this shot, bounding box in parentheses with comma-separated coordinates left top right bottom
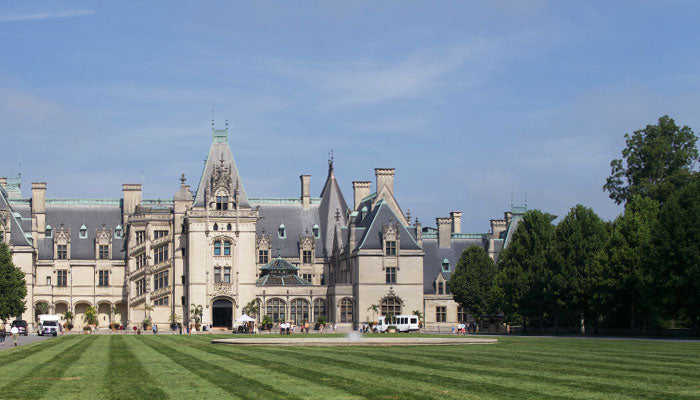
(421, 237, 486, 294)
(356, 200, 421, 251)
(253, 202, 324, 259)
(0, 188, 32, 247)
(193, 127, 250, 208)
(318, 162, 349, 258)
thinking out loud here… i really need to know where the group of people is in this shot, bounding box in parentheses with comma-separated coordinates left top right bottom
(0, 324, 20, 346)
(452, 322, 477, 335)
(359, 323, 376, 333)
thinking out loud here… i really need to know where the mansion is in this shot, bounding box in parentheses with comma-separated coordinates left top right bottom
(0, 126, 523, 331)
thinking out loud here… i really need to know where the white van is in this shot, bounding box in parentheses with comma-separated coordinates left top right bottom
(375, 315, 420, 333)
(38, 314, 61, 336)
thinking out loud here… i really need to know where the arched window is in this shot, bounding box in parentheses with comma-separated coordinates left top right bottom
(224, 241, 231, 256)
(45, 225, 53, 238)
(340, 298, 353, 323)
(266, 298, 286, 323)
(213, 223, 218, 231)
(278, 224, 286, 238)
(114, 224, 122, 238)
(290, 299, 310, 325)
(381, 297, 402, 316)
(227, 223, 232, 231)
(312, 224, 320, 238)
(441, 258, 450, 272)
(213, 241, 221, 256)
(313, 298, 326, 322)
(79, 224, 87, 239)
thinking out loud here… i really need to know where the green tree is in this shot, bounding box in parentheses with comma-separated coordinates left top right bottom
(654, 174, 700, 335)
(0, 243, 27, 322)
(606, 195, 659, 332)
(83, 306, 98, 326)
(555, 205, 609, 335)
(604, 115, 699, 205)
(449, 246, 499, 318)
(367, 304, 379, 322)
(496, 210, 557, 332)
(242, 299, 260, 318)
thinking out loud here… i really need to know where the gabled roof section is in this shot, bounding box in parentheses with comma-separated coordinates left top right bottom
(372, 186, 408, 226)
(357, 200, 420, 251)
(0, 187, 32, 247)
(193, 126, 250, 208)
(318, 160, 349, 257)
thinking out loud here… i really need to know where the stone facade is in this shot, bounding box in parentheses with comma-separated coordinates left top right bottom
(0, 126, 522, 331)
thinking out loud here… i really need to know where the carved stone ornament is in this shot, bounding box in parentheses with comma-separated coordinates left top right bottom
(55, 224, 71, 243)
(256, 233, 271, 249)
(210, 155, 233, 195)
(382, 223, 398, 241)
(298, 233, 314, 250)
(96, 224, 112, 244)
(212, 282, 235, 297)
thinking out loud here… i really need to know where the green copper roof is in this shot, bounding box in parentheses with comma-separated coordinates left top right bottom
(260, 256, 298, 273)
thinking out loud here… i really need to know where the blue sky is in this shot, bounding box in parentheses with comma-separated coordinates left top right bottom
(1, 1, 699, 232)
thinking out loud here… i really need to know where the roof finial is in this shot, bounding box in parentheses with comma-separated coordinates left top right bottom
(211, 109, 215, 130)
(180, 173, 186, 185)
(406, 209, 411, 222)
(328, 149, 334, 170)
(334, 208, 341, 222)
(225, 119, 228, 130)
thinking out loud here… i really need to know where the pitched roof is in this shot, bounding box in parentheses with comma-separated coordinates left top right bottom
(0, 189, 32, 247)
(356, 200, 421, 251)
(254, 202, 323, 259)
(259, 256, 299, 273)
(421, 237, 486, 294)
(318, 161, 349, 258)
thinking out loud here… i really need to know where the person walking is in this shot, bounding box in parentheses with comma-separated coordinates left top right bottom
(0, 324, 6, 346)
(10, 325, 19, 346)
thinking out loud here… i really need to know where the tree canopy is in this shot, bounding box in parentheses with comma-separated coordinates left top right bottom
(448, 246, 499, 317)
(0, 242, 27, 322)
(604, 115, 698, 205)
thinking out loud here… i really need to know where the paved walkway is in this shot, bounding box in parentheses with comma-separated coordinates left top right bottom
(213, 336, 498, 346)
(0, 333, 53, 351)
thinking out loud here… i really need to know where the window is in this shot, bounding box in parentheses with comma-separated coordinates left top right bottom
(312, 224, 319, 238)
(302, 250, 312, 264)
(438, 282, 444, 295)
(266, 298, 286, 323)
(436, 306, 447, 322)
(385, 240, 396, 256)
(154, 271, 169, 290)
(154, 297, 169, 306)
(227, 223, 232, 231)
(214, 267, 221, 283)
(57, 270, 68, 287)
(313, 298, 326, 322)
(136, 278, 146, 296)
(385, 267, 396, 284)
(45, 225, 52, 238)
(302, 273, 312, 282)
(114, 225, 122, 238)
(213, 223, 218, 231)
(57, 244, 68, 259)
(136, 231, 145, 245)
(320, 273, 325, 285)
(258, 249, 269, 264)
(99, 245, 110, 259)
(224, 241, 231, 256)
(154, 230, 168, 239)
(136, 253, 147, 269)
(290, 299, 310, 325)
(223, 267, 231, 283)
(340, 298, 353, 323)
(381, 297, 402, 316)
(79, 225, 87, 239)
(98, 270, 109, 286)
(458, 306, 467, 323)
(216, 196, 228, 210)
(153, 245, 169, 264)
(46, 276, 51, 286)
(214, 241, 221, 256)
(441, 258, 450, 272)
(278, 224, 285, 238)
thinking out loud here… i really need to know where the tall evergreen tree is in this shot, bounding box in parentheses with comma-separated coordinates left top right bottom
(0, 242, 27, 322)
(555, 205, 609, 335)
(448, 246, 499, 318)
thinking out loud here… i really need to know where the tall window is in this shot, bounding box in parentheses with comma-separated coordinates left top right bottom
(98, 270, 109, 286)
(79, 225, 87, 239)
(290, 299, 310, 325)
(385, 240, 396, 256)
(216, 196, 228, 210)
(278, 224, 286, 238)
(57, 270, 68, 287)
(224, 241, 231, 256)
(136, 253, 146, 269)
(458, 306, 467, 323)
(154, 271, 169, 290)
(438, 282, 444, 295)
(312, 225, 319, 238)
(436, 306, 447, 322)
(340, 298, 353, 323)
(214, 241, 221, 256)
(385, 267, 396, 284)
(115, 225, 122, 238)
(214, 267, 221, 283)
(136, 278, 146, 296)
(302, 250, 312, 264)
(313, 298, 326, 322)
(258, 249, 269, 264)
(153, 245, 169, 264)
(57, 244, 68, 259)
(213, 223, 218, 231)
(381, 297, 402, 316)
(267, 298, 286, 323)
(227, 223, 232, 231)
(99, 245, 109, 259)
(46, 276, 51, 286)
(136, 231, 145, 244)
(45, 226, 52, 238)
(223, 267, 231, 283)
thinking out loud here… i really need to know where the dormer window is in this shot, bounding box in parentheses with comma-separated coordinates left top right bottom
(384, 240, 396, 256)
(216, 196, 228, 210)
(312, 224, 319, 238)
(79, 225, 87, 239)
(214, 240, 221, 256)
(441, 258, 450, 272)
(361, 206, 368, 220)
(45, 225, 53, 238)
(278, 224, 286, 239)
(114, 225, 122, 238)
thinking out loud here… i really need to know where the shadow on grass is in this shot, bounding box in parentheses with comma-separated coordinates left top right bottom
(106, 335, 167, 400)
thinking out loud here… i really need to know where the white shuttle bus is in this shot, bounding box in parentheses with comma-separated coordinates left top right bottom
(38, 314, 61, 336)
(375, 315, 420, 333)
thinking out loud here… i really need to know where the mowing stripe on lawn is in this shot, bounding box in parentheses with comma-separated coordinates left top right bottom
(0, 336, 95, 399)
(0, 335, 76, 366)
(141, 336, 298, 400)
(161, 338, 364, 399)
(263, 346, 578, 400)
(106, 335, 167, 400)
(174, 336, 436, 400)
(327, 346, 695, 400)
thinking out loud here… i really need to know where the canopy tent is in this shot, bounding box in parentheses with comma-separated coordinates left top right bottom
(236, 314, 255, 322)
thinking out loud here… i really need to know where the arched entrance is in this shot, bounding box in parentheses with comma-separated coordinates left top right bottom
(212, 299, 233, 329)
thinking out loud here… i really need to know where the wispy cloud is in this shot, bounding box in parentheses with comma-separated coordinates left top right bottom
(0, 10, 94, 23)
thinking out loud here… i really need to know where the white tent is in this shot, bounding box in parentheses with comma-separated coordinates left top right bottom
(236, 314, 255, 323)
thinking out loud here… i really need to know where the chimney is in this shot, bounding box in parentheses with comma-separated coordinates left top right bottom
(436, 217, 452, 248)
(352, 181, 371, 211)
(374, 168, 395, 194)
(0, 177, 6, 189)
(300, 175, 310, 209)
(415, 219, 422, 247)
(490, 219, 507, 239)
(122, 184, 142, 219)
(450, 211, 462, 234)
(32, 182, 47, 237)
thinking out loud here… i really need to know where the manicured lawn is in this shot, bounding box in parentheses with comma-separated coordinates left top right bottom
(0, 334, 698, 399)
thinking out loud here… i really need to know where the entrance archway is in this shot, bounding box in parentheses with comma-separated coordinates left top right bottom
(212, 299, 233, 329)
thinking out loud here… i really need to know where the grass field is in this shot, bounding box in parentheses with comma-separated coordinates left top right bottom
(0, 334, 698, 399)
